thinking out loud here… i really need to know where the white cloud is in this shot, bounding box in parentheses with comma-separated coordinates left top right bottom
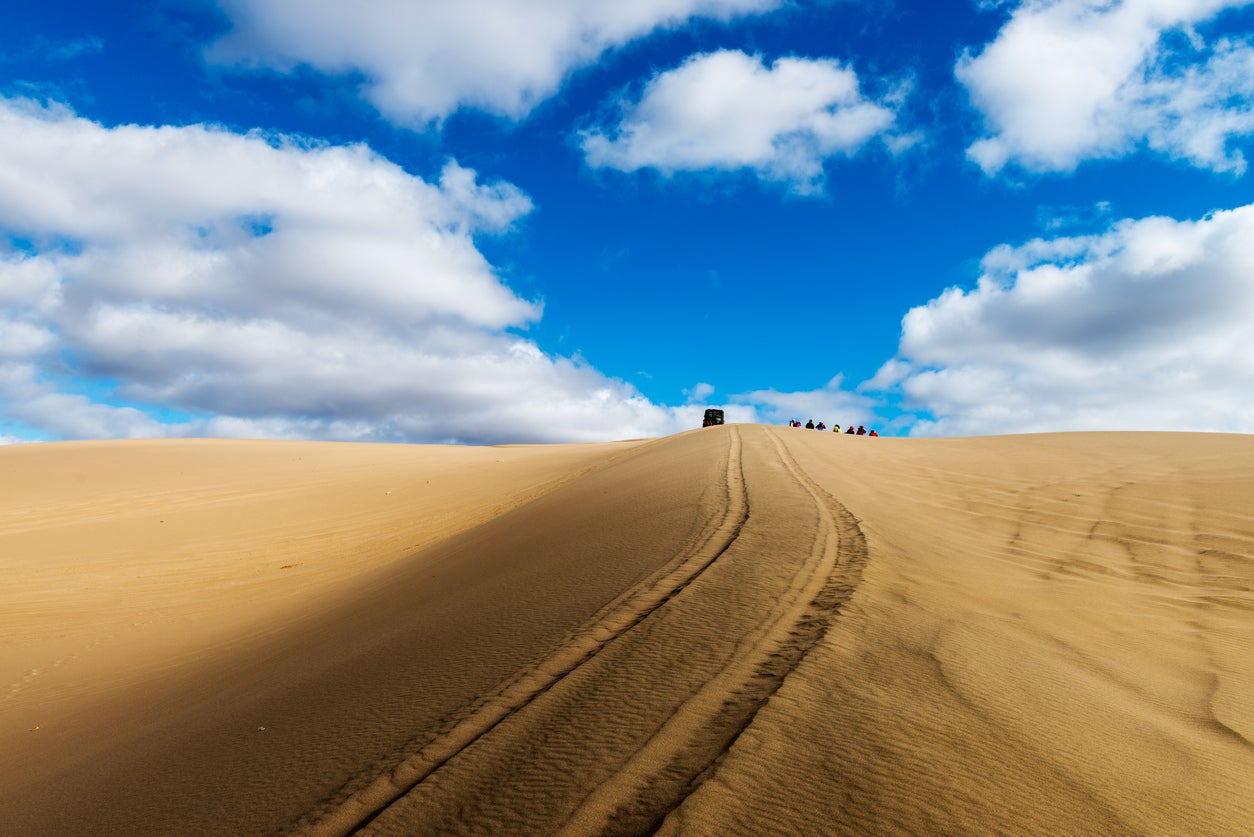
(861, 359, 911, 391)
(208, 0, 777, 126)
(581, 50, 903, 193)
(736, 375, 878, 427)
(685, 381, 716, 403)
(958, 0, 1254, 174)
(872, 202, 1254, 436)
(5, 379, 174, 440)
(0, 97, 711, 444)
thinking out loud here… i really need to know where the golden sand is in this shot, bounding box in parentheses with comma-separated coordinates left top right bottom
(2, 427, 1252, 834)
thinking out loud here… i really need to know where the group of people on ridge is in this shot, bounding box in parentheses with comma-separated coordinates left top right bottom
(788, 419, 878, 437)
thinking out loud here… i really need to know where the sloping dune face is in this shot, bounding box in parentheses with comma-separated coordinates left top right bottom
(3, 428, 1253, 834)
(665, 429, 1254, 836)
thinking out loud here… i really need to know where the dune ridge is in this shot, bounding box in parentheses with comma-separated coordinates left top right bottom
(3, 427, 1253, 835)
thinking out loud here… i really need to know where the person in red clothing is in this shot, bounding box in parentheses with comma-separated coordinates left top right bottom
(856, 425, 866, 435)
(869, 429, 878, 437)
(845, 425, 855, 434)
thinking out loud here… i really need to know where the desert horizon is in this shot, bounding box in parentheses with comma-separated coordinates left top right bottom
(3, 425, 1253, 835)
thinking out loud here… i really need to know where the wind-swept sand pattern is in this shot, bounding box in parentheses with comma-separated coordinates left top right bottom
(2, 434, 685, 834)
(660, 430, 1254, 835)
(3, 428, 1253, 835)
(312, 425, 867, 835)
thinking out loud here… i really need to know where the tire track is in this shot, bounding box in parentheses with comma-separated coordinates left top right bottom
(555, 427, 868, 836)
(288, 427, 748, 837)
(291, 425, 869, 836)
(654, 429, 870, 827)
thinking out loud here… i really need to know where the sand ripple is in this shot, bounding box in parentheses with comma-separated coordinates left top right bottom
(3, 429, 1252, 835)
(296, 425, 868, 835)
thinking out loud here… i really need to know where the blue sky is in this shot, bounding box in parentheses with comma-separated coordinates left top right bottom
(2, 0, 1253, 444)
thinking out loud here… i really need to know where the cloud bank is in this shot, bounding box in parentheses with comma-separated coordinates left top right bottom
(873, 201, 1254, 436)
(581, 50, 904, 193)
(959, 0, 1254, 174)
(208, 0, 778, 125)
(0, 98, 709, 443)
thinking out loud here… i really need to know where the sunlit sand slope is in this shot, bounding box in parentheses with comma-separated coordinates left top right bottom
(3, 427, 1252, 835)
(663, 429, 1254, 836)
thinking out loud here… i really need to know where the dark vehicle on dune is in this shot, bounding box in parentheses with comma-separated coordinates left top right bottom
(702, 408, 725, 428)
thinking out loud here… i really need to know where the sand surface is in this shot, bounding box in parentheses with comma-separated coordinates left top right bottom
(2, 426, 1252, 834)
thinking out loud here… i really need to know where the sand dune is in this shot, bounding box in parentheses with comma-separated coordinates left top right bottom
(3, 427, 1252, 834)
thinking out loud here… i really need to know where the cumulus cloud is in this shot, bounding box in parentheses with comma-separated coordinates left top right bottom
(581, 50, 904, 193)
(958, 0, 1254, 174)
(736, 375, 878, 427)
(871, 202, 1254, 436)
(0, 97, 711, 444)
(684, 381, 716, 403)
(208, 0, 777, 125)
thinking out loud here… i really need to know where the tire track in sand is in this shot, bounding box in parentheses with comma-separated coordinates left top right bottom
(553, 427, 868, 837)
(292, 425, 867, 836)
(289, 427, 748, 837)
